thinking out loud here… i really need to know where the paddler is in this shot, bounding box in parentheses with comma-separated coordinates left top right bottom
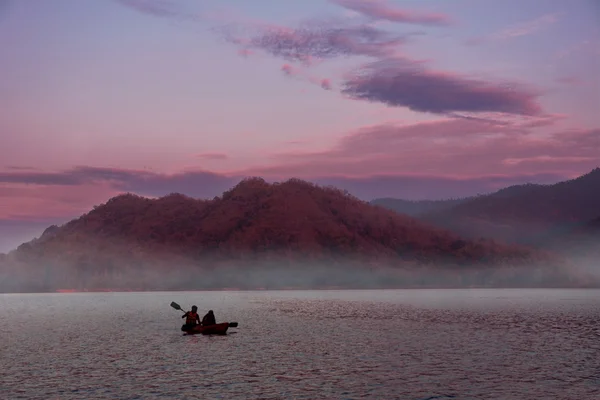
(202, 310, 216, 326)
(182, 305, 200, 329)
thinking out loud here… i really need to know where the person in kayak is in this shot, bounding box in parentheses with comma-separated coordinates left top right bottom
(202, 310, 216, 326)
(182, 305, 200, 330)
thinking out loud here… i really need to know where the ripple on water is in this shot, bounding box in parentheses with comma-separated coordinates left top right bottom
(1, 289, 599, 399)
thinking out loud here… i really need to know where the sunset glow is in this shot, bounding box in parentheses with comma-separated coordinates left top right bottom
(0, 0, 598, 251)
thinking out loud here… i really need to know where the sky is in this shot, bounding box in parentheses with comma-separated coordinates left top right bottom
(0, 0, 599, 251)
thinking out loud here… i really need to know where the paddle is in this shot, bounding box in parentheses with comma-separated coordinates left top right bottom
(170, 301, 186, 313)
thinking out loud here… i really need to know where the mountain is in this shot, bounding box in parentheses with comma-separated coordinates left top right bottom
(0, 178, 576, 292)
(375, 169, 600, 246)
(546, 215, 600, 256)
(370, 198, 469, 217)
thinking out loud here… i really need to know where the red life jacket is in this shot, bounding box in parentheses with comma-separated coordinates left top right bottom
(186, 312, 198, 325)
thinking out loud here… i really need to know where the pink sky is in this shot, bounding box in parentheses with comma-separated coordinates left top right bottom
(0, 0, 599, 251)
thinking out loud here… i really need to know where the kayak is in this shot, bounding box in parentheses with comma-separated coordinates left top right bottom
(181, 322, 238, 335)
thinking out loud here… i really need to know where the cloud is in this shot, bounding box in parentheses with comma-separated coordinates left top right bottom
(0, 167, 239, 198)
(115, 0, 198, 21)
(502, 156, 597, 166)
(281, 63, 334, 90)
(195, 153, 228, 160)
(3, 165, 37, 171)
(320, 78, 332, 90)
(331, 0, 452, 26)
(0, 171, 82, 186)
(215, 4, 546, 119)
(466, 13, 559, 46)
(220, 21, 405, 63)
(248, 121, 599, 178)
(494, 13, 558, 40)
(342, 58, 543, 115)
(281, 63, 296, 76)
(0, 123, 595, 232)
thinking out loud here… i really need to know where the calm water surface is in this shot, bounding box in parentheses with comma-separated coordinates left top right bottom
(1, 289, 599, 399)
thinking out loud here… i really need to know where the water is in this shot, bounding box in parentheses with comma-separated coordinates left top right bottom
(1, 289, 599, 399)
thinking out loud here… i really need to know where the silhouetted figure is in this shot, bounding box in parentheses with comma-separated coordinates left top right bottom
(202, 310, 216, 326)
(181, 305, 200, 331)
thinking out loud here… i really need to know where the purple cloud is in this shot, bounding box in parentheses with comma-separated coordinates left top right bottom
(0, 165, 572, 206)
(0, 167, 239, 199)
(249, 121, 599, 180)
(342, 58, 543, 115)
(331, 0, 452, 26)
(0, 171, 82, 186)
(221, 22, 404, 63)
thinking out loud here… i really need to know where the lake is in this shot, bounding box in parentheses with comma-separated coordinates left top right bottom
(1, 289, 599, 399)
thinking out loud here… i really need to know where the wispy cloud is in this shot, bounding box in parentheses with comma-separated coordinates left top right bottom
(330, 0, 452, 26)
(195, 153, 228, 160)
(467, 13, 559, 45)
(281, 63, 333, 90)
(502, 155, 597, 166)
(0, 164, 572, 220)
(1, 124, 595, 221)
(249, 121, 598, 178)
(342, 58, 542, 115)
(3, 165, 37, 171)
(494, 13, 559, 39)
(0, 167, 237, 197)
(115, 0, 199, 21)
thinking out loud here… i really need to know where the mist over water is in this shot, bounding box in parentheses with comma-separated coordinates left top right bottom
(2, 289, 599, 399)
(2, 255, 597, 293)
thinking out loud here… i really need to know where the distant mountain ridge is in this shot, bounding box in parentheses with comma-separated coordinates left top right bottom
(372, 168, 600, 246)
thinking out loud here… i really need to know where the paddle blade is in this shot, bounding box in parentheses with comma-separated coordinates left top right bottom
(170, 302, 183, 311)
(229, 322, 238, 328)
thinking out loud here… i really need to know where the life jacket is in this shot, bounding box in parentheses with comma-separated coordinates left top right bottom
(186, 312, 198, 325)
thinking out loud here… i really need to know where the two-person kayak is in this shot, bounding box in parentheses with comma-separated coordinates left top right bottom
(171, 301, 238, 335)
(181, 322, 239, 335)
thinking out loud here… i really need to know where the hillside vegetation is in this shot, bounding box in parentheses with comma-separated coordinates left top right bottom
(0, 178, 579, 292)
